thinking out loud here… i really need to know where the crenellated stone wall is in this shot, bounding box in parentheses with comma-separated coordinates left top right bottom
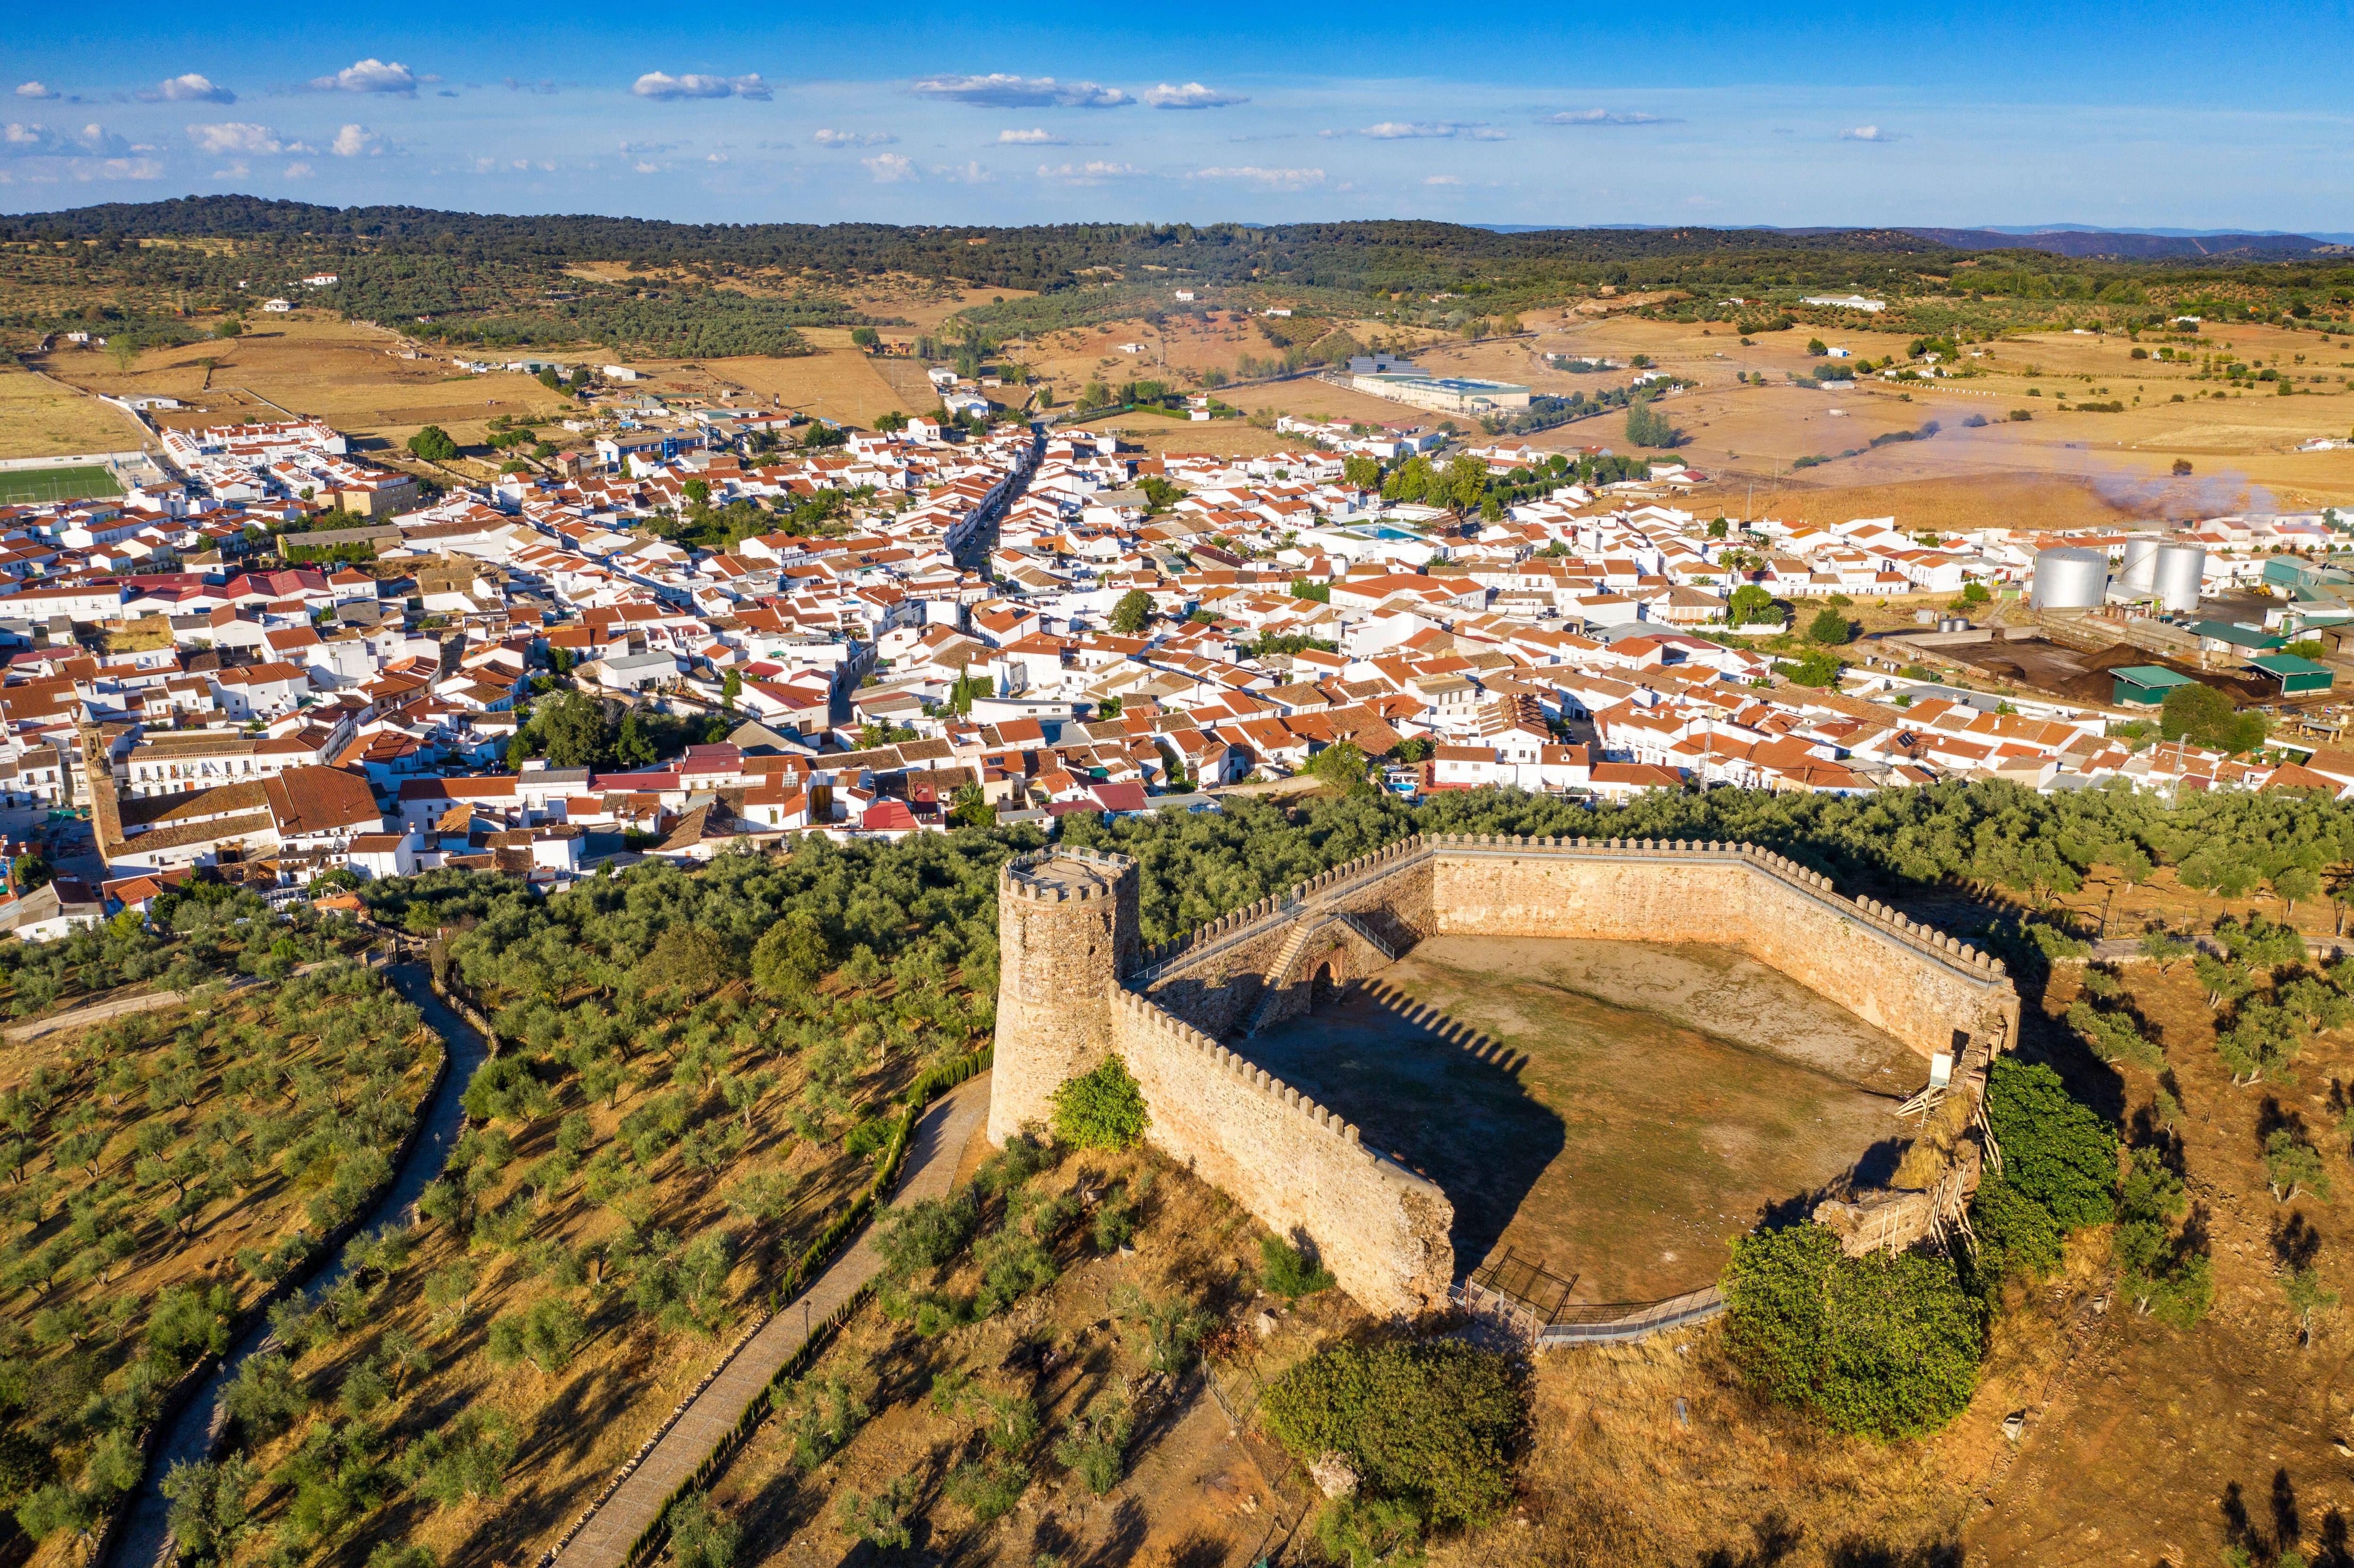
(991, 830, 2019, 1320)
(1425, 836, 2019, 1060)
(1107, 990, 1454, 1314)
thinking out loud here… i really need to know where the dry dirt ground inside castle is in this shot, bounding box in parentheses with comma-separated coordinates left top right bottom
(1245, 936, 1925, 1304)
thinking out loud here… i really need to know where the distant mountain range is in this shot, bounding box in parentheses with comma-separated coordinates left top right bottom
(1477, 223, 2354, 257)
(1903, 226, 2354, 257)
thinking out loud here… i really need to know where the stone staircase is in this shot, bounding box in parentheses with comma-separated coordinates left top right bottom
(1239, 920, 1318, 1039)
(1236, 909, 1401, 1039)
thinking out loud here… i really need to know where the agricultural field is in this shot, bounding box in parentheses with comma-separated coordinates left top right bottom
(30, 315, 573, 458)
(0, 368, 146, 463)
(0, 964, 439, 1566)
(1521, 312, 2354, 521)
(0, 883, 375, 1024)
(156, 845, 1015, 1567)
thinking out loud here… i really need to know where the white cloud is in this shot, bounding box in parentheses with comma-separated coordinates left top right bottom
(863, 151, 918, 182)
(631, 71, 773, 101)
(912, 74, 1129, 108)
(211, 160, 248, 178)
(1326, 121, 1505, 141)
(187, 121, 285, 155)
(1840, 124, 1903, 142)
(284, 161, 314, 177)
(935, 160, 993, 184)
(310, 59, 425, 96)
(1036, 159, 1144, 183)
(1540, 109, 1678, 126)
(330, 124, 387, 157)
(633, 160, 664, 174)
(1190, 165, 1324, 189)
(76, 157, 162, 181)
(144, 73, 234, 104)
(811, 129, 897, 148)
(2, 122, 129, 158)
(997, 127, 1064, 145)
(1425, 175, 1463, 185)
(1143, 81, 1246, 110)
(14, 83, 58, 100)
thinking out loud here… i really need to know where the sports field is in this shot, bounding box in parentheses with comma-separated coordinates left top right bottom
(0, 464, 123, 504)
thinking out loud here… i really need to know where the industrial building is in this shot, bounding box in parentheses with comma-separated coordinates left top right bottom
(1348, 372, 1532, 414)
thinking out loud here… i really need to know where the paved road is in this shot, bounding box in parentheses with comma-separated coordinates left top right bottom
(552, 1072, 993, 1568)
(105, 965, 491, 1568)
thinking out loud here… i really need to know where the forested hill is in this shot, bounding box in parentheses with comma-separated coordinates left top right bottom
(0, 197, 2012, 296)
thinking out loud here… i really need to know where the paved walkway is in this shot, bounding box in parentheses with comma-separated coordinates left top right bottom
(552, 1072, 993, 1568)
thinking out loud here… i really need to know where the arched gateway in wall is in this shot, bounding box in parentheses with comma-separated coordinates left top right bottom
(991, 836, 2020, 1319)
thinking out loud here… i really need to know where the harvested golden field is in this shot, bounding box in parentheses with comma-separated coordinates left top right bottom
(665, 348, 923, 423)
(1532, 314, 2354, 515)
(0, 366, 148, 460)
(33, 315, 572, 455)
(1059, 419, 1313, 461)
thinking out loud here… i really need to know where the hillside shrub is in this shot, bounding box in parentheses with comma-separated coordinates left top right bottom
(1261, 1340, 1523, 1527)
(1723, 1223, 1982, 1439)
(1258, 1235, 1336, 1298)
(1984, 1056, 2118, 1230)
(1049, 1057, 1149, 1150)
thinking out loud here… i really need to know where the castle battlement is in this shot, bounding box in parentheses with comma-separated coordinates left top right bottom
(993, 829, 2020, 1318)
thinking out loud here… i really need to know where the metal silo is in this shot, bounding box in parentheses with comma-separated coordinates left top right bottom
(2119, 537, 2162, 595)
(2030, 547, 2109, 610)
(2153, 543, 2206, 613)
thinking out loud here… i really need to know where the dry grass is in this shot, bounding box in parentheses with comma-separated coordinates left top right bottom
(32, 316, 573, 455)
(719, 1141, 1322, 1568)
(1535, 314, 2354, 515)
(1963, 961, 2354, 1566)
(657, 350, 922, 423)
(0, 366, 147, 460)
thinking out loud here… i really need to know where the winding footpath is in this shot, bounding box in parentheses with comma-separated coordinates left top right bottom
(106, 965, 492, 1568)
(550, 1072, 993, 1568)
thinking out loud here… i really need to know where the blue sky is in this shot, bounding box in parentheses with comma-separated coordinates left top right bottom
(6, 3, 2351, 229)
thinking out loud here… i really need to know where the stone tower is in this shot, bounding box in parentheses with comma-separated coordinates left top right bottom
(989, 847, 1141, 1146)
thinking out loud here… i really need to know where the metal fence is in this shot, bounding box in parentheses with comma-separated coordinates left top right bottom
(1457, 1247, 1728, 1348)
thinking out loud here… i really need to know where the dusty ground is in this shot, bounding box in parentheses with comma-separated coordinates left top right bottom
(0, 364, 149, 459)
(1963, 959, 2354, 1567)
(28, 315, 574, 457)
(1248, 936, 1922, 1303)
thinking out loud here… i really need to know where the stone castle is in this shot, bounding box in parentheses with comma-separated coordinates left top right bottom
(992, 834, 2021, 1317)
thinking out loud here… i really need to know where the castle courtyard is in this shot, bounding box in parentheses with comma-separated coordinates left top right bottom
(1245, 935, 1929, 1303)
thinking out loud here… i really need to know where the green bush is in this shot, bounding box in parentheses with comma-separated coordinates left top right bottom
(1049, 1056, 1149, 1150)
(1722, 1224, 1981, 1439)
(1261, 1340, 1523, 1527)
(1984, 1056, 2117, 1231)
(1967, 1174, 2063, 1293)
(1258, 1235, 1336, 1298)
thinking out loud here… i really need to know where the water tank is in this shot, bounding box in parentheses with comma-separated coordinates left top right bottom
(2153, 542, 2206, 613)
(2030, 547, 2108, 610)
(2119, 537, 2162, 595)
